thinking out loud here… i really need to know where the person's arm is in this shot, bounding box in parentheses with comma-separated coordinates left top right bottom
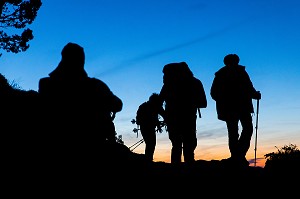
(253, 90, 261, 100)
(210, 75, 219, 101)
(92, 77, 123, 113)
(243, 70, 261, 100)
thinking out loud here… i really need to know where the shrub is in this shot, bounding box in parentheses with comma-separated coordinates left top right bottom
(264, 143, 300, 174)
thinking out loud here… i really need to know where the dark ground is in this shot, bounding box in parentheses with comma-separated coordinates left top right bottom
(3, 142, 299, 197)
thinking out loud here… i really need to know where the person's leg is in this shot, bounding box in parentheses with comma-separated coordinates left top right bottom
(226, 119, 240, 159)
(183, 135, 197, 163)
(239, 113, 253, 158)
(141, 126, 154, 161)
(145, 130, 156, 161)
(182, 120, 197, 163)
(170, 134, 182, 164)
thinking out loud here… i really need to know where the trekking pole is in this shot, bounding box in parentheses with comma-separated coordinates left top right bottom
(129, 139, 144, 151)
(254, 98, 260, 167)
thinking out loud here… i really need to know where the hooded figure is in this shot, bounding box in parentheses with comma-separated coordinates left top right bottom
(38, 42, 123, 159)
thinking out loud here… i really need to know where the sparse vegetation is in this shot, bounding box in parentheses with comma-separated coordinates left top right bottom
(0, 0, 42, 57)
(264, 143, 300, 173)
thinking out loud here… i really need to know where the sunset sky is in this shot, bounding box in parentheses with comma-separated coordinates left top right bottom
(2, 0, 300, 167)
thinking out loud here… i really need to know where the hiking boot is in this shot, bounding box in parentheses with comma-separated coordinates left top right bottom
(221, 156, 249, 168)
(239, 157, 250, 167)
(221, 157, 234, 167)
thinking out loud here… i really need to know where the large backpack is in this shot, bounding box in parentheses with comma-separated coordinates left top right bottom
(162, 62, 207, 112)
(135, 102, 148, 126)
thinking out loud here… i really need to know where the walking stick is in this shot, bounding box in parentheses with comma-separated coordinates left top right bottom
(254, 98, 260, 167)
(129, 139, 144, 151)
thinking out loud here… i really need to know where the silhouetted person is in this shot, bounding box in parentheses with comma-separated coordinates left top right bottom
(135, 93, 165, 161)
(159, 62, 207, 164)
(210, 54, 261, 167)
(38, 42, 123, 165)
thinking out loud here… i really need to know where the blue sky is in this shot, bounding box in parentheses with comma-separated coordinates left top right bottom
(2, 0, 300, 166)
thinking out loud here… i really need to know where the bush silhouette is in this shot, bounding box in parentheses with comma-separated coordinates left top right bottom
(264, 143, 300, 174)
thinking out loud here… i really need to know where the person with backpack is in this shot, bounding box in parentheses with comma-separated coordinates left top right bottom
(210, 54, 261, 167)
(135, 93, 165, 161)
(38, 42, 123, 166)
(159, 62, 207, 164)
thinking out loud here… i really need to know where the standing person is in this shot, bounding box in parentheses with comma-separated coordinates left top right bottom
(135, 93, 165, 161)
(38, 42, 123, 160)
(159, 62, 207, 164)
(210, 54, 261, 167)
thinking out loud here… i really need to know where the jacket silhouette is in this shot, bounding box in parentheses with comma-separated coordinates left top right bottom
(210, 54, 261, 167)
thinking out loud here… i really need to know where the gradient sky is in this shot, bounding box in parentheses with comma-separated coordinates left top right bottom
(2, 0, 300, 167)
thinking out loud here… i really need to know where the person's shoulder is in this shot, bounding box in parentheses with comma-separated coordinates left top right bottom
(39, 76, 50, 82)
(237, 65, 246, 70)
(192, 76, 204, 85)
(237, 65, 249, 74)
(215, 66, 227, 75)
(88, 77, 105, 83)
(38, 76, 51, 86)
(139, 101, 148, 109)
(87, 77, 109, 88)
(193, 76, 201, 81)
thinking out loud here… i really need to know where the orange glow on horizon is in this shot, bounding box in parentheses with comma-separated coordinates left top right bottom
(133, 145, 267, 168)
(152, 154, 266, 168)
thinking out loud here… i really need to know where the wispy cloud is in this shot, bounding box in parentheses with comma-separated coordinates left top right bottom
(96, 17, 255, 77)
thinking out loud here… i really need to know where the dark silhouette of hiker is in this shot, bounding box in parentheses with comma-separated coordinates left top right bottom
(210, 54, 261, 167)
(159, 62, 207, 164)
(38, 42, 123, 165)
(135, 93, 165, 161)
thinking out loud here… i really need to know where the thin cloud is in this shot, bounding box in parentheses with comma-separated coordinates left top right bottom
(96, 17, 255, 77)
(198, 127, 227, 139)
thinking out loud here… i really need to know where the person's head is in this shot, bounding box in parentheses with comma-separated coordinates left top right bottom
(61, 42, 85, 69)
(149, 93, 161, 105)
(49, 42, 87, 78)
(223, 54, 239, 67)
